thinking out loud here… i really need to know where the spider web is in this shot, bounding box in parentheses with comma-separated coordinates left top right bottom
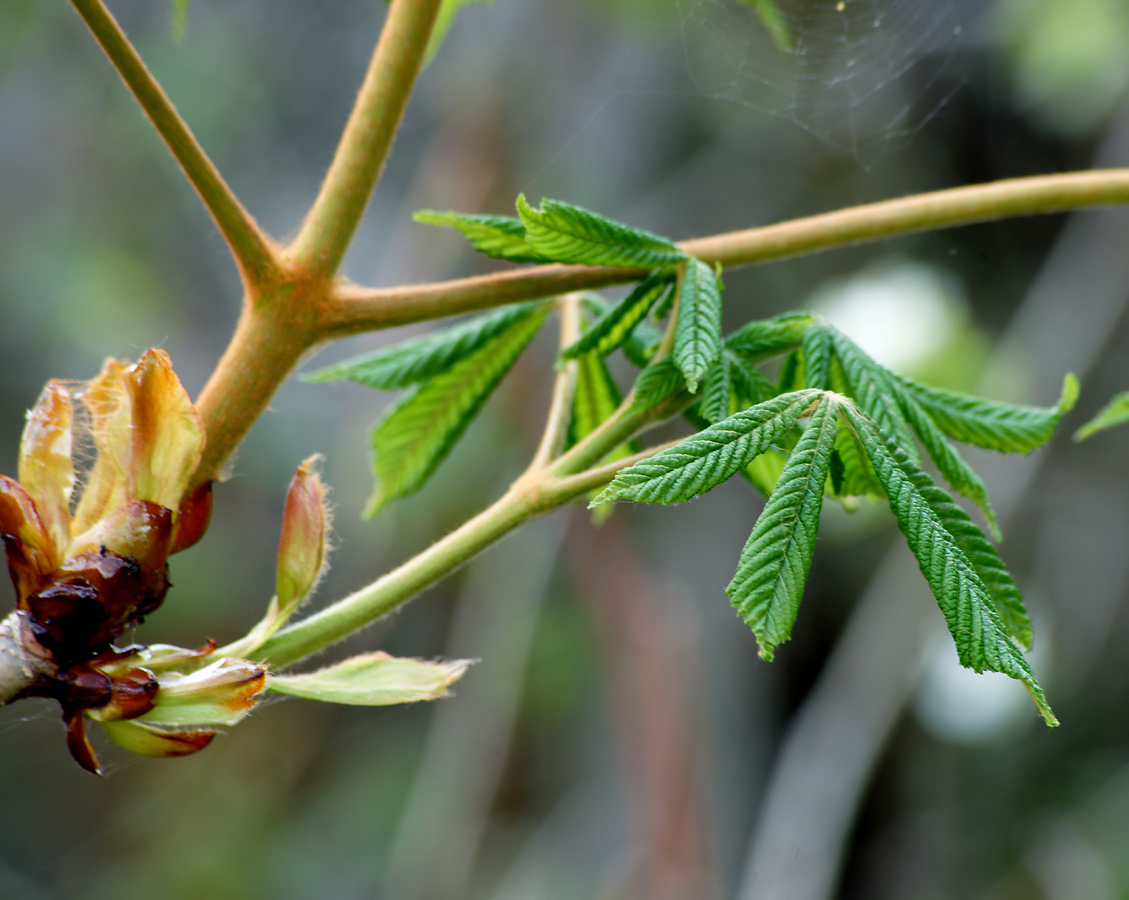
(677, 0, 965, 164)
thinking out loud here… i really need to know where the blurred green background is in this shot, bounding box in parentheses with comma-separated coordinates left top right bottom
(3, 1, 1129, 898)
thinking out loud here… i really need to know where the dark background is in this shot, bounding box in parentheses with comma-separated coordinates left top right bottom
(2, 1, 1129, 898)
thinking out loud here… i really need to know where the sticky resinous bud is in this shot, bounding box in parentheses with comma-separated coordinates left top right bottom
(0, 349, 214, 773)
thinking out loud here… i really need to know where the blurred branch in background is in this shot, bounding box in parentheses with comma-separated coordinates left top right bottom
(571, 517, 716, 900)
(738, 100, 1129, 900)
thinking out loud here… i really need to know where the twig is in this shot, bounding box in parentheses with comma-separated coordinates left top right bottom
(69, 0, 279, 289)
(289, 0, 444, 278)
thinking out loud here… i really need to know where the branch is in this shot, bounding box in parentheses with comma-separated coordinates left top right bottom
(289, 0, 443, 278)
(326, 168, 1129, 331)
(69, 0, 279, 289)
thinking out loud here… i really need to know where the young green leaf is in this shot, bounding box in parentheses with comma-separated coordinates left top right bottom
(268, 652, 472, 705)
(593, 389, 821, 506)
(728, 394, 837, 659)
(365, 305, 549, 516)
(892, 385, 1001, 539)
(801, 323, 834, 390)
(516, 195, 686, 269)
(842, 402, 1054, 724)
(304, 302, 545, 390)
(900, 373, 1079, 453)
(1074, 390, 1129, 441)
(698, 354, 733, 424)
(561, 272, 674, 360)
(829, 328, 920, 462)
(727, 350, 777, 407)
(629, 356, 687, 413)
(830, 421, 884, 500)
(567, 351, 631, 456)
(724, 312, 815, 364)
(413, 210, 544, 263)
(673, 259, 724, 393)
(623, 317, 665, 368)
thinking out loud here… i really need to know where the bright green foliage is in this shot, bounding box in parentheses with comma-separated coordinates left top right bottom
(698, 353, 734, 424)
(562, 273, 674, 360)
(1074, 389, 1129, 440)
(830, 423, 884, 501)
(629, 356, 687, 412)
(592, 390, 821, 506)
(413, 210, 544, 263)
(268, 652, 472, 705)
(800, 323, 834, 391)
(304, 302, 544, 389)
(567, 350, 629, 456)
(673, 259, 724, 392)
(365, 305, 548, 516)
(828, 327, 921, 462)
(900, 372, 1079, 453)
(725, 312, 814, 363)
(728, 394, 838, 660)
(516, 195, 687, 269)
(841, 402, 1054, 724)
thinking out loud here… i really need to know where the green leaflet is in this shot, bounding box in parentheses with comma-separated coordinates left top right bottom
(268, 652, 471, 705)
(1075, 390, 1129, 441)
(697, 354, 733, 424)
(830, 422, 884, 500)
(304, 302, 544, 389)
(516, 195, 687, 269)
(623, 317, 665, 367)
(728, 394, 837, 660)
(562, 272, 673, 360)
(673, 259, 724, 393)
(900, 372, 1079, 453)
(413, 210, 544, 263)
(829, 328, 920, 463)
(801, 323, 834, 390)
(891, 383, 1000, 539)
(424, 0, 496, 64)
(724, 312, 815, 364)
(567, 350, 631, 457)
(592, 390, 821, 507)
(728, 350, 777, 407)
(842, 402, 1054, 724)
(629, 356, 687, 412)
(365, 305, 548, 516)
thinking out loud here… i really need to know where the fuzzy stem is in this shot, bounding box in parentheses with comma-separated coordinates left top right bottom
(328, 168, 1129, 331)
(529, 295, 583, 469)
(69, 0, 279, 288)
(289, 0, 443, 278)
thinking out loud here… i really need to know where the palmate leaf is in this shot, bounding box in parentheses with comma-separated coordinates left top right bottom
(697, 354, 733, 424)
(801, 323, 834, 390)
(516, 195, 687, 269)
(728, 394, 837, 660)
(562, 272, 674, 360)
(366, 305, 549, 516)
(830, 421, 884, 500)
(593, 390, 821, 506)
(673, 259, 723, 393)
(413, 210, 544, 263)
(842, 402, 1054, 724)
(1075, 390, 1129, 441)
(304, 302, 544, 390)
(900, 373, 1079, 453)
